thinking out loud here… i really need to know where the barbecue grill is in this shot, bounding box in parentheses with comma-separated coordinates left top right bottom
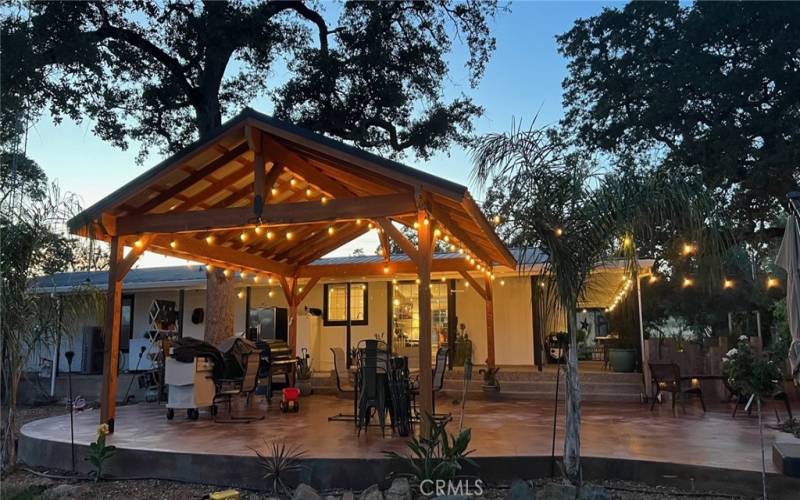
(257, 339, 297, 400)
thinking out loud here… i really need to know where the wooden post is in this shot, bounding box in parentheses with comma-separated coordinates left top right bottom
(484, 274, 496, 367)
(100, 236, 124, 432)
(417, 210, 434, 433)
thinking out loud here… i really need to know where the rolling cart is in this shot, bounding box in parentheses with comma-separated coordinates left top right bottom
(165, 353, 216, 420)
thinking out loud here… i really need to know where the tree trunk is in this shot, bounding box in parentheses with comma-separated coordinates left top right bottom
(563, 301, 582, 485)
(204, 269, 235, 345)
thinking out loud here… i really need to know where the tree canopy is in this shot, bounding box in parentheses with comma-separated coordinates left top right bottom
(557, 1, 800, 247)
(2, 0, 503, 161)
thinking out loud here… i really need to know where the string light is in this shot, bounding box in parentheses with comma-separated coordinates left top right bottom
(328, 226, 335, 235)
(440, 277, 446, 282)
(368, 222, 374, 229)
(464, 281, 470, 288)
(500, 279, 506, 286)
(444, 235, 450, 243)
(356, 219, 362, 225)
(682, 243, 695, 256)
(170, 240, 178, 249)
(767, 277, 779, 288)
(223, 269, 232, 278)
(683, 277, 694, 288)
(554, 228, 563, 237)
(622, 235, 632, 248)
(393, 298, 400, 306)
(240, 271, 248, 279)
(306, 188, 313, 197)
(286, 231, 294, 240)
(266, 231, 275, 240)
(268, 276, 275, 285)
(423, 218, 430, 226)
(271, 188, 278, 196)
(290, 178, 297, 187)
(237, 290, 245, 299)
(415, 278, 421, 284)
(205, 235, 216, 245)
(434, 228, 442, 238)
(268, 290, 274, 298)
(240, 232, 249, 242)
(321, 196, 328, 204)
(254, 226, 264, 236)
(413, 222, 419, 229)
(134, 239, 143, 248)
(298, 286, 304, 293)
(493, 215, 501, 225)
(723, 278, 734, 289)
(253, 275, 260, 283)
(206, 264, 214, 272)
(458, 248, 465, 255)
(648, 275, 657, 284)
(449, 244, 457, 252)
(383, 266, 390, 274)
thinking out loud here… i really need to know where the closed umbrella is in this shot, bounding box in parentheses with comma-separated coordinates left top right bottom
(776, 194, 800, 385)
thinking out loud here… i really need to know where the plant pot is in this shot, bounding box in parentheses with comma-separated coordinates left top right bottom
(297, 379, 313, 396)
(607, 348, 636, 372)
(482, 384, 501, 399)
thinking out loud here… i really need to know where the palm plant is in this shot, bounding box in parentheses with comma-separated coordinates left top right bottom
(471, 122, 725, 485)
(251, 440, 307, 495)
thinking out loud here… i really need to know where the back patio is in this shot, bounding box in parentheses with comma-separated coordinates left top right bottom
(19, 394, 800, 498)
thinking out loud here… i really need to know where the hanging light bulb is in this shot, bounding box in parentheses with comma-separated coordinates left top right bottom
(434, 228, 442, 238)
(723, 278, 734, 289)
(298, 286, 304, 293)
(493, 215, 501, 225)
(464, 281, 470, 288)
(682, 243, 695, 255)
(254, 226, 264, 236)
(449, 244, 457, 252)
(237, 290, 245, 299)
(306, 188, 313, 197)
(321, 196, 328, 204)
(328, 226, 335, 235)
(440, 276, 446, 282)
(767, 276, 779, 288)
(268, 290, 274, 298)
(266, 231, 275, 240)
(413, 221, 419, 229)
(223, 269, 232, 278)
(444, 235, 450, 243)
(271, 187, 279, 196)
(206, 264, 214, 272)
(290, 178, 297, 187)
(134, 239, 143, 249)
(240, 271, 248, 279)
(423, 218, 429, 226)
(682, 277, 694, 288)
(240, 232, 249, 242)
(500, 279, 506, 286)
(415, 278, 421, 284)
(253, 275, 260, 283)
(286, 231, 294, 240)
(458, 248, 465, 255)
(170, 240, 178, 249)
(205, 235, 216, 245)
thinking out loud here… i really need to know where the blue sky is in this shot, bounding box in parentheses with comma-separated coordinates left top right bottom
(24, 1, 622, 266)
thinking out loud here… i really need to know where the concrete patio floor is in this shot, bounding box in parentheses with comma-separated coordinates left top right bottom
(18, 394, 800, 497)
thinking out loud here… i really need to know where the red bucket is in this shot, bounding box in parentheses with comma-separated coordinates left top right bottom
(282, 387, 300, 401)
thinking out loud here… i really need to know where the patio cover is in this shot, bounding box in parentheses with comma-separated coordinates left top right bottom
(67, 108, 515, 432)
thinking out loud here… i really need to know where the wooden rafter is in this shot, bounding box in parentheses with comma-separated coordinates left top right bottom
(458, 270, 487, 300)
(298, 256, 469, 278)
(377, 218, 420, 266)
(429, 201, 495, 266)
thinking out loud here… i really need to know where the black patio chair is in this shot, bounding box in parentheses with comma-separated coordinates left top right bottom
(725, 377, 793, 421)
(328, 347, 356, 422)
(213, 350, 264, 423)
(355, 340, 390, 436)
(649, 362, 705, 413)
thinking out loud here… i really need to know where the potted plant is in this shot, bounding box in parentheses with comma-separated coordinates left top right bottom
(478, 362, 500, 398)
(607, 330, 637, 372)
(453, 323, 473, 367)
(296, 364, 313, 396)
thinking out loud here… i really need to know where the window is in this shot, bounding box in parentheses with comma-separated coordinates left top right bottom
(324, 283, 368, 326)
(120, 295, 134, 352)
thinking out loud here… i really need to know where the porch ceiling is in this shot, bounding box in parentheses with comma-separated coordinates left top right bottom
(68, 108, 516, 279)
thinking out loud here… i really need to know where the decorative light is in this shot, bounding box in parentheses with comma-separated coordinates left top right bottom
(368, 222, 374, 229)
(469, 258, 476, 265)
(134, 239, 144, 249)
(223, 269, 232, 278)
(392, 279, 398, 284)
(493, 215, 501, 225)
(266, 231, 275, 240)
(206, 264, 214, 272)
(361, 284, 367, 290)
(449, 244, 457, 252)
(554, 228, 563, 237)
(539, 281, 546, 288)
(253, 275, 261, 283)
(237, 290, 245, 299)
(356, 219, 362, 225)
(286, 231, 294, 240)
(268, 290, 274, 298)
(458, 248, 465, 255)
(682, 243, 695, 256)
(413, 222, 419, 229)
(444, 235, 450, 243)
(500, 279, 506, 286)
(682, 277, 694, 288)
(393, 299, 400, 306)
(298, 286, 304, 293)
(321, 196, 328, 204)
(170, 240, 178, 249)
(254, 226, 264, 236)
(240, 232, 249, 242)
(648, 275, 657, 284)
(464, 281, 470, 288)
(723, 278, 734, 289)
(205, 235, 216, 245)
(383, 266, 390, 274)
(328, 226, 335, 235)
(268, 276, 275, 285)
(440, 277, 446, 282)
(240, 271, 248, 279)
(434, 228, 442, 238)
(415, 278, 421, 284)
(423, 218, 430, 226)
(290, 178, 297, 187)
(271, 187, 278, 196)
(767, 277, 779, 288)
(306, 188, 313, 197)
(378, 248, 385, 256)
(622, 235, 632, 248)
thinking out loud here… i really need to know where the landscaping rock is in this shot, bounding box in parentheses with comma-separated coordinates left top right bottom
(42, 484, 84, 500)
(358, 484, 384, 500)
(385, 477, 412, 500)
(292, 483, 322, 500)
(577, 484, 611, 500)
(342, 491, 355, 500)
(506, 480, 535, 500)
(536, 482, 576, 500)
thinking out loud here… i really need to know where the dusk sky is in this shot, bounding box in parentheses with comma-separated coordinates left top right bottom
(24, 1, 623, 266)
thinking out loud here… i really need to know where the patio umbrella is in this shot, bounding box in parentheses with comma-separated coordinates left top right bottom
(777, 197, 800, 385)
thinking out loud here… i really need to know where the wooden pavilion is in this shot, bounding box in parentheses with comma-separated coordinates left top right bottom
(68, 108, 516, 432)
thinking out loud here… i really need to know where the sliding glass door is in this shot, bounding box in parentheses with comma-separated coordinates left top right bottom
(391, 281, 449, 368)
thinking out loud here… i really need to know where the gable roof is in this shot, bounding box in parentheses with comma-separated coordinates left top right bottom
(68, 108, 516, 276)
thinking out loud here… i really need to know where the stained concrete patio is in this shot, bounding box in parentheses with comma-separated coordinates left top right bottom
(19, 395, 800, 497)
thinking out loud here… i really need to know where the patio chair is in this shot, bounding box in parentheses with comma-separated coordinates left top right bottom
(355, 340, 391, 436)
(328, 347, 356, 422)
(411, 346, 450, 418)
(648, 362, 705, 413)
(213, 350, 265, 423)
(724, 377, 793, 421)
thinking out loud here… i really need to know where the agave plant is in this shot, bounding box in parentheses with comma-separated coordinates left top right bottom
(385, 414, 476, 483)
(251, 440, 307, 495)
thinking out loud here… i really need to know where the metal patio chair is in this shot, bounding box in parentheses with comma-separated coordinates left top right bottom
(649, 362, 705, 413)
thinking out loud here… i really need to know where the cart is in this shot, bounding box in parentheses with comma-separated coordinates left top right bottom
(165, 354, 216, 420)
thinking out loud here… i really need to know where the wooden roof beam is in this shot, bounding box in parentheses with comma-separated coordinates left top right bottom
(298, 257, 470, 278)
(262, 136, 354, 199)
(116, 194, 415, 236)
(428, 201, 496, 266)
(377, 218, 420, 267)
